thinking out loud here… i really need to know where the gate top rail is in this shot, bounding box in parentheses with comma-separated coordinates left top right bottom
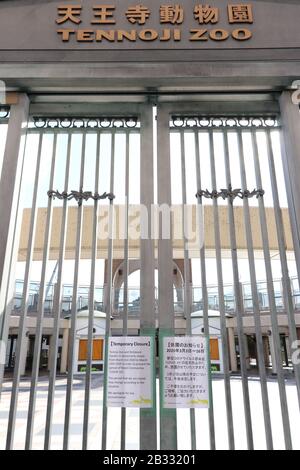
(170, 115, 281, 129)
(30, 116, 140, 130)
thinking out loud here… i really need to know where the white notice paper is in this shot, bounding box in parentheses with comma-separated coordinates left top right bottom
(163, 336, 209, 409)
(107, 336, 153, 408)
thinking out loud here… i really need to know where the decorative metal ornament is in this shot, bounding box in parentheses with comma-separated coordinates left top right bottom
(196, 184, 265, 200)
(48, 189, 115, 206)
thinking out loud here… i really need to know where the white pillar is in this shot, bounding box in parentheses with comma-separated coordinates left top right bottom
(268, 330, 277, 374)
(47, 335, 54, 372)
(263, 336, 270, 368)
(285, 335, 291, 365)
(244, 334, 251, 370)
(60, 328, 69, 374)
(20, 333, 29, 376)
(228, 327, 237, 372)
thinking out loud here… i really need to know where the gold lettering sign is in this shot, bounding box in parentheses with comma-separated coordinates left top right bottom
(56, 3, 254, 44)
(91, 5, 116, 24)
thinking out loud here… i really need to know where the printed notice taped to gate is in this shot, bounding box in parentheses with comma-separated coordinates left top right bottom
(163, 336, 209, 408)
(107, 336, 154, 408)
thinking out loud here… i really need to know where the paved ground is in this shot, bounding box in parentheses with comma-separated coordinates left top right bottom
(0, 374, 299, 450)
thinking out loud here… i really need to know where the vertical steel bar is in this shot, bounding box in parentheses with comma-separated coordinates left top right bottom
(265, 129, 300, 410)
(101, 129, 116, 450)
(6, 132, 44, 449)
(25, 132, 58, 449)
(63, 132, 87, 450)
(82, 132, 101, 450)
(195, 129, 234, 449)
(179, 130, 197, 450)
(252, 130, 292, 449)
(233, 130, 273, 449)
(209, 129, 254, 450)
(140, 105, 157, 450)
(44, 133, 72, 450)
(120, 131, 130, 450)
(157, 106, 177, 450)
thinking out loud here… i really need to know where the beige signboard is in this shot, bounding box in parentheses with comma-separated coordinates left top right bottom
(55, 2, 254, 45)
(0, 0, 300, 52)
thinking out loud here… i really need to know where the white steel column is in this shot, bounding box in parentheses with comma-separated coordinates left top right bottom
(268, 330, 277, 375)
(263, 336, 270, 368)
(285, 335, 291, 362)
(0, 94, 29, 390)
(244, 335, 251, 370)
(20, 333, 29, 376)
(47, 335, 54, 372)
(228, 327, 238, 372)
(60, 328, 69, 374)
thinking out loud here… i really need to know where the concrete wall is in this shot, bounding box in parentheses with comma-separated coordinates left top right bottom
(17, 205, 294, 261)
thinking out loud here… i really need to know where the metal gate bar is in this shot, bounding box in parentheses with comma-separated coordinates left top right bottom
(82, 132, 101, 450)
(44, 133, 72, 450)
(63, 132, 87, 449)
(120, 132, 130, 450)
(194, 129, 235, 449)
(25, 132, 58, 449)
(179, 130, 197, 450)
(234, 130, 273, 449)
(139, 105, 157, 450)
(210, 128, 254, 450)
(266, 130, 300, 410)
(6, 133, 44, 449)
(101, 129, 116, 450)
(251, 129, 293, 449)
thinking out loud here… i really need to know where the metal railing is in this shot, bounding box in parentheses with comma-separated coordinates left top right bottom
(12, 276, 300, 318)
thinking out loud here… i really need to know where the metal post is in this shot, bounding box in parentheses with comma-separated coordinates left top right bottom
(157, 106, 177, 450)
(279, 92, 300, 281)
(140, 104, 157, 450)
(0, 95, 30, 393)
